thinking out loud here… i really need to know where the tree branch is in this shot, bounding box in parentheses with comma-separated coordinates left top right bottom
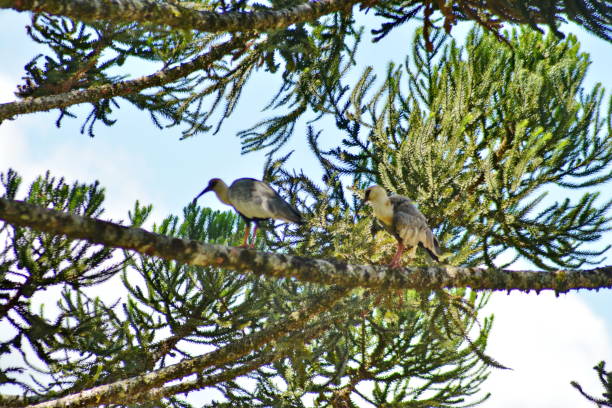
(0, 0, 358, 34)
(8, 284, 348, 408)
(571, 382, 612, 407)
(0, 36, 248, 122)
(1, 198, 611, 292)
(118, 320, 333, 404)
(0, 394, 26, 408)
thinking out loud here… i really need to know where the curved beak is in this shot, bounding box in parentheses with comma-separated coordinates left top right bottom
(192, 186, 212, 205)
(363, 189, 371, 202)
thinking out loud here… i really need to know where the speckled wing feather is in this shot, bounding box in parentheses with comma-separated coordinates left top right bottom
(389, 195, 441, 259)
(229, 178, 302, 223)
(265, 187, 303, 224)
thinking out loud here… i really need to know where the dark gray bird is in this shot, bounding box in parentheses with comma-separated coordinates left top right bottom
(364, 185, 442, 267)
(193, 178, 303, 248)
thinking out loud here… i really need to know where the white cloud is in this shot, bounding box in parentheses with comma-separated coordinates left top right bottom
(1, 74, 168, 222)
(483, 291, 612, 408)
(0, 76, 28, 159)
(0, 73, 17, 103)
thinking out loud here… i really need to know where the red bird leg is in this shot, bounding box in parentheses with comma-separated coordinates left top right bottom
(250, 223, 258, 248)
(389, 242, 405, 267)
(239, 224, 251, 248)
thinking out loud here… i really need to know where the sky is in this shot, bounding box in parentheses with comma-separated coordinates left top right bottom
(1, 8, 611, 407)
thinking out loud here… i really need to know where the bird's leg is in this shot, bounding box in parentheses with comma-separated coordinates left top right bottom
(249, 223, 259, 249)
(406, 245, 417, 260)
(239, 224, 251, 248)
(389, 242, 405, 268)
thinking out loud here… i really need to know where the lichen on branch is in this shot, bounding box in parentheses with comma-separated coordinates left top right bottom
(0, 0, 358, 33)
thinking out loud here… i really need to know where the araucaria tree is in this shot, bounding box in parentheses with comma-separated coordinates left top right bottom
(0, 0, 611, 407)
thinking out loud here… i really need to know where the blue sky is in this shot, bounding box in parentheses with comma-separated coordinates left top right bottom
(1, 8, 611, 407)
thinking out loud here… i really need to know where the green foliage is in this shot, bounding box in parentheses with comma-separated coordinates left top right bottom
(370, 0, 612, 44)
(264, 27, 612, 270)
(15, 0, 363, 140)
(3, 14, 612, 408)
(17, 9, 227, 136)
(0, 169, 122, 393)
(238, 13, 362, 154)
(1, 170, 495, 407)
(1, 169, 270, 402)
(12, 0, 611, 140)
(215, 289, 495, 408)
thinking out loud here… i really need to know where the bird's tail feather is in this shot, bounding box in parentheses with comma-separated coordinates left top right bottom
(420, 232, 448, 263)
(419, 243, 440, 262)
(270, 199, 303, 224)
(433, 236, 442, 255)
(288, 209, 304, 225)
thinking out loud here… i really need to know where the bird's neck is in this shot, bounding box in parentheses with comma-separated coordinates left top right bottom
(214, 183, 232, 206)
(371, 197, 393, 226)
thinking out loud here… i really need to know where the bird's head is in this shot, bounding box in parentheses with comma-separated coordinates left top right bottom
(203, 178, 222, 194)
(363, 185, 388, 204)
(193, 178, 225, 205)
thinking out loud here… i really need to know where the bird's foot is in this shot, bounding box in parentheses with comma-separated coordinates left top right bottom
(388, 259, 402, 269)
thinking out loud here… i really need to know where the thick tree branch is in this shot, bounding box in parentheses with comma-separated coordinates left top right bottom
(0, 36, 248, 122)
(11, 285, 348, 408)
(1, 198, 611, 292)
(0, 0, 358, 34)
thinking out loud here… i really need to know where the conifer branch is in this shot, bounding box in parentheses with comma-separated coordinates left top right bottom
(1, 198, 611, 292)
(0, 395, 25, 408)
(571, 361, 612, 408)
(117, 321, 332, 404)
(5, 283, 348, 408)
(1, 0, 610, 42)
(0, 0, 358, 34)
(123, 353, 275, 404)
(0, 36, 248, 122)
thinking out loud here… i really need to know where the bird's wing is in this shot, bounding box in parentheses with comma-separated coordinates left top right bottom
(392, 210, 431, 246)
(230, 179, 302, 223)
(267, 194, 303, 224)
(389, 195, 440, 255)
(389, 195, 428, 223)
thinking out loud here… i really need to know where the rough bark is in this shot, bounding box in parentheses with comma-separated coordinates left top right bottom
(0, 36, 248, 122)
(0, 0, 358, 33)
(12, 285, 348, 408)
(1, 198, 611, 292)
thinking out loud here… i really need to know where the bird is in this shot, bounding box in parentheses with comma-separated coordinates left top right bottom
(192, 178, 304, 248)
(363, 185, 442, 267)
